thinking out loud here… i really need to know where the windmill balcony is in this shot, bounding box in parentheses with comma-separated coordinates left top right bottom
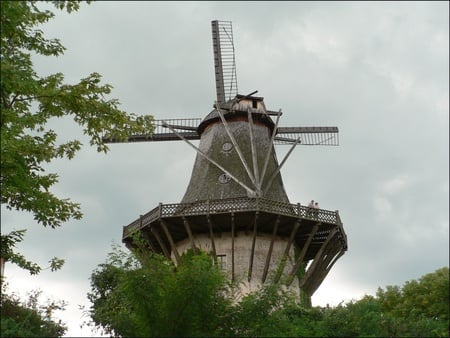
(122, 197, 347, 297)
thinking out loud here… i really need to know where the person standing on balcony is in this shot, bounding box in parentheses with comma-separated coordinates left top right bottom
(313, 201, 319, 218)
(307, 200, 314, 217)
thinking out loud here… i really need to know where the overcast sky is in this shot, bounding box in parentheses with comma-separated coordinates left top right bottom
(2, 1, 449, 337)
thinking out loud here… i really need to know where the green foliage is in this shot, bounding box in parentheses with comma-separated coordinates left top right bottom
(320, 267, 450, 337)
(0, 229, 64, 275)
(0, 0, 154, 272)
(88, 244, 449, 338)
(87, 243, 232, 337)
(0, 282, 67, 337)
(375, 267, 450, 337)
(223, 282, 320, 337)
(319, 295, 386, 337)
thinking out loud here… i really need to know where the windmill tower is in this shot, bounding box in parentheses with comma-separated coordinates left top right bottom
(104, 20, 347, 304)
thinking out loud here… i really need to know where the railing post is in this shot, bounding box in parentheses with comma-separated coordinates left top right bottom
(297, 203, 301, 218)
(158, 203, 162, 218)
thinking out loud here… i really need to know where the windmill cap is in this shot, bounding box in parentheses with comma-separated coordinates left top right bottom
(198, 95, 275, 135)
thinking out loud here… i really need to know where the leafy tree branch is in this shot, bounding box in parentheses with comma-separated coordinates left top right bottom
(1, 0, 154, 272)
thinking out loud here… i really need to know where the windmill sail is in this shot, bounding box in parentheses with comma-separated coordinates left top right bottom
(275, 126, 339, 145)
(212, 20, 238, 105)
(103, 20, 339, 147)
(103, 119, 339, 145)
(102, 118, 201, 143)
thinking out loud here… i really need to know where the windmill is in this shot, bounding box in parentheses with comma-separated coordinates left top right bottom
(104, 20, 347, 304)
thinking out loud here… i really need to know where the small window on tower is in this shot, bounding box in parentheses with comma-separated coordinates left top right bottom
(222, 142, 233, 152)
(252, 99, 257, 108)
(218, 173, 231, 184)
(216, 254, 227, 271)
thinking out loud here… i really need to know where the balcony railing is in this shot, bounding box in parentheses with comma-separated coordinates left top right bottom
(123, 197, 345, 241)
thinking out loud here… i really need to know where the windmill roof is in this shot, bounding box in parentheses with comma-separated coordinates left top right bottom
(198, 107, 275, 135)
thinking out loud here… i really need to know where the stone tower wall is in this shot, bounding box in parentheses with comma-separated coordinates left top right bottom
(174, 231, 300, 296)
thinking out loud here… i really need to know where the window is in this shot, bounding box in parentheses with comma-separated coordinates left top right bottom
(222, 142, 233, 152)
(218, 173, 231, 184)
(216, 254, 227, 271)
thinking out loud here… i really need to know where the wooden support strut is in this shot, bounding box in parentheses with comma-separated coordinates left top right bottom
(274, 219, 301, 283)
(182, 216, 197, 254)
(248, 211, 259, 282)
(161, 122, 256, 196)
(247, 109, 260, 196)
(207, 215, 217, 261)
(151, 226, 171, 260)
(299, 228, 337, 289)
(262, 215, 280, 283)
(284, 219, 301, 257)
(141, 227, 158, 253)
(138, 216, 157, 253)
(215, 103, 257, 189)
(303, 243, 338, 295)
(260, 109, 282, 191)
(308, 245, 345, 295)
(231, 212, 235, 281)
(263, 136, 301, 196)
(287, 223, 320, 285)
(160, 219, 181, 265)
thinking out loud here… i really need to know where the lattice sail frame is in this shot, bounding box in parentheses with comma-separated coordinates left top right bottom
(103, 119, 339, 146)
(212, 20, 238, 105)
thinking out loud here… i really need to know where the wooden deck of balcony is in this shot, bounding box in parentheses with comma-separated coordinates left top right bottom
(123, 197, 346, 258)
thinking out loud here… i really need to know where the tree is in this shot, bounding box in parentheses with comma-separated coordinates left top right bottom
(0, 0, 153, 272)
(1, 282, 67, 337)
(319, 267, 449, 337)
(86, 242, 233, 337)
(223, 282, 325, 337)
(87, 239, 324, 337)
(88, 237, 449, 337)
(376, 267, 449, 337)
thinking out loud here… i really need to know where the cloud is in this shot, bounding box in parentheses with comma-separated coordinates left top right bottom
(3, 2, 448, 336)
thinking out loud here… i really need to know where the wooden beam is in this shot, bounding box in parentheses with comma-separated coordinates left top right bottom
(248, 212, 259, 282)
(308, 248, 345, 295)
(247, 109, 260, 195)
(260, 110, 281, 191)
(141, 228, 158, 253)
(216, 104, 257, 188)
(160, 219, 181, 265)
(262, 215, 280, 283)
(151, 226, 171, 259)
(231, 212, 235, 281)
(287, 223, 319, 285)
(207, 215, 217, 260)
(182, 216, 197, 254)
(263, 136, 301, 196)
(325, 248, 345, 274)
(299, 228, 337, 288)
(274, 219, 301, 283)
(162, 122, 256, 196)
(284, 219, 301, 257)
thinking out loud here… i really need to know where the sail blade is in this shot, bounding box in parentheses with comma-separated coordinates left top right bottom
(102, 118, 201, 143)
(275, 126, 339, 146)
(211, 20, 238, 105)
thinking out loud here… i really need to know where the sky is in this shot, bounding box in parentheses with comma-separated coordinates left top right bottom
(2, 1, 449, 336)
